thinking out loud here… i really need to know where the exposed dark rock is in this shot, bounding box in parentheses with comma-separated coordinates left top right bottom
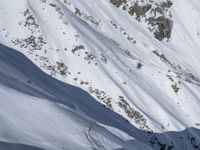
(151, 16, 173, 41)
(137, 62, 143, 69)
(72, 45, 85, 53)
(110, 0, 127, 8)
(128, 2, 152, 20)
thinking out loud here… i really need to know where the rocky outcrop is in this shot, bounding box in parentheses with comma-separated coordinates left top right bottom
(110, 0, 173, 41)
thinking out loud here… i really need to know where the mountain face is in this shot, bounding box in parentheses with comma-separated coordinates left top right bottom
(0, 0, 200, 149)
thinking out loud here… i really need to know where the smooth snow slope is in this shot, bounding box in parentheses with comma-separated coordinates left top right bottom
(0, 0, 200, 149)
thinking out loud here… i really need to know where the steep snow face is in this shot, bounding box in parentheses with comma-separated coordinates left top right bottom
(0, 0, 200, 149)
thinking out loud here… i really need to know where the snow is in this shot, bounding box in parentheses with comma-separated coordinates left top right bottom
(0, 44, 154, 149)
(0, 0, 200, 149)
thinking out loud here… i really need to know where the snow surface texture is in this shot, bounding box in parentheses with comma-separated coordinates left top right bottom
(0, 0, 200, 149)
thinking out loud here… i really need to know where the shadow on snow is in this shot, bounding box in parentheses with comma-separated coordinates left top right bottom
(0, 44, 200, 150)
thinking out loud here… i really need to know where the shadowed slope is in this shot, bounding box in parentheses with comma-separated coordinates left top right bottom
(0, 142, 44, 150)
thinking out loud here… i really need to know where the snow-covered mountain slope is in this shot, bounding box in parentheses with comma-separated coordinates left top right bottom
(0, 0, 200, 149)
(0, 44, 155, 150)
(1, 39, 200, 150)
